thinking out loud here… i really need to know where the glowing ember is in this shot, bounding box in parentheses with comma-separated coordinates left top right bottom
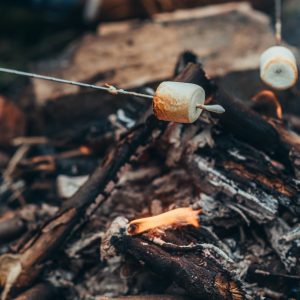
(127, 207, 201, 235)
(79, 146, 91, 155)
(251, 90, 282, 119)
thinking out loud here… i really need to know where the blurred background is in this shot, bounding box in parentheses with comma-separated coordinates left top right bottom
(0, 0, 300, 84)
(0, 0, 300, 131)
(1, 0, 300, 135)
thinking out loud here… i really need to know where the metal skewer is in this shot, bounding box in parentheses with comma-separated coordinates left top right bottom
(275, 0, 282, 44)
(0, 67, 153, 100)
(196, 103, 225, 114)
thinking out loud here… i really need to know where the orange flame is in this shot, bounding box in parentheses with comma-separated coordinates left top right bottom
(127, 207, 201, 235)
(251, 90, 282, 119)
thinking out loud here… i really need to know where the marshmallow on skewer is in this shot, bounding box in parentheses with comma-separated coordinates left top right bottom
(260, 46, 298, 90)
(153, 81, 205, 123)
(153, 81, 225, 123)
(0, 67, 225, 124)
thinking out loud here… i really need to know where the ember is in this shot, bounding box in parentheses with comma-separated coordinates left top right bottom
(127, 207, 201, 235)
(79, 145, 92, 155)
(251, 90, 283, 119)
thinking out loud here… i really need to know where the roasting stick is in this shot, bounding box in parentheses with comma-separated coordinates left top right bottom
(0, 67, 153, 100)
(0, 67, 224, 123)
(260, 0, 298, 90)
(275, 0, 282, 45)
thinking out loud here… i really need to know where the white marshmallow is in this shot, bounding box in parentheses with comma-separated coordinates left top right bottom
(260, 46, 298, 90)
(153, 81, 205, 123)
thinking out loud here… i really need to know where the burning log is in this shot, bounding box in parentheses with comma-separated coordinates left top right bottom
(102, 215, 245, 300)
(117, 236, 244, 300)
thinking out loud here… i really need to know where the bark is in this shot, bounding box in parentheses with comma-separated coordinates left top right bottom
(108, 219, 245, 300)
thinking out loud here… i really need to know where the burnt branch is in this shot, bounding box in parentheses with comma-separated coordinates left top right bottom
(107, 218, 245, 300)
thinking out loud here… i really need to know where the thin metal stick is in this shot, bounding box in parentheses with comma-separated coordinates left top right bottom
(0, 67, 153, 100)
(275, 0, 282, 44)
(197, 104, 225, 114)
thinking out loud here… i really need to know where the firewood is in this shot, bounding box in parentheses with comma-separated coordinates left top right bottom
(104, 217, 245, 300)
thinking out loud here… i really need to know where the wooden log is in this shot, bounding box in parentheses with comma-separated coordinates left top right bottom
(120, 236, 244, 300)
(106, 218, 245, 300)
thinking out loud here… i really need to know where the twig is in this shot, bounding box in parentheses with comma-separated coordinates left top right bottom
(3, 145, 30, 182)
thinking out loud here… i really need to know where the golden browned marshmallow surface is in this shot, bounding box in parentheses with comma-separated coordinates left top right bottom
(153, 81, 205, 123)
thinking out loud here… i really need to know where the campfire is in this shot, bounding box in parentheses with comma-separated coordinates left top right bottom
(0, 1, 300, 300)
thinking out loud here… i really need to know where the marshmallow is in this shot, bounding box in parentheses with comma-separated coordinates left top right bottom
(153, 81, 205, 123)
(260, 46, 298, 90)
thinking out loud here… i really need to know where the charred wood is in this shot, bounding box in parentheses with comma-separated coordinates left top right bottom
(106, 218, 245, 300)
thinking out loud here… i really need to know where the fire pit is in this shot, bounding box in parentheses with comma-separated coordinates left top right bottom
(0, 2, 299, 300)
